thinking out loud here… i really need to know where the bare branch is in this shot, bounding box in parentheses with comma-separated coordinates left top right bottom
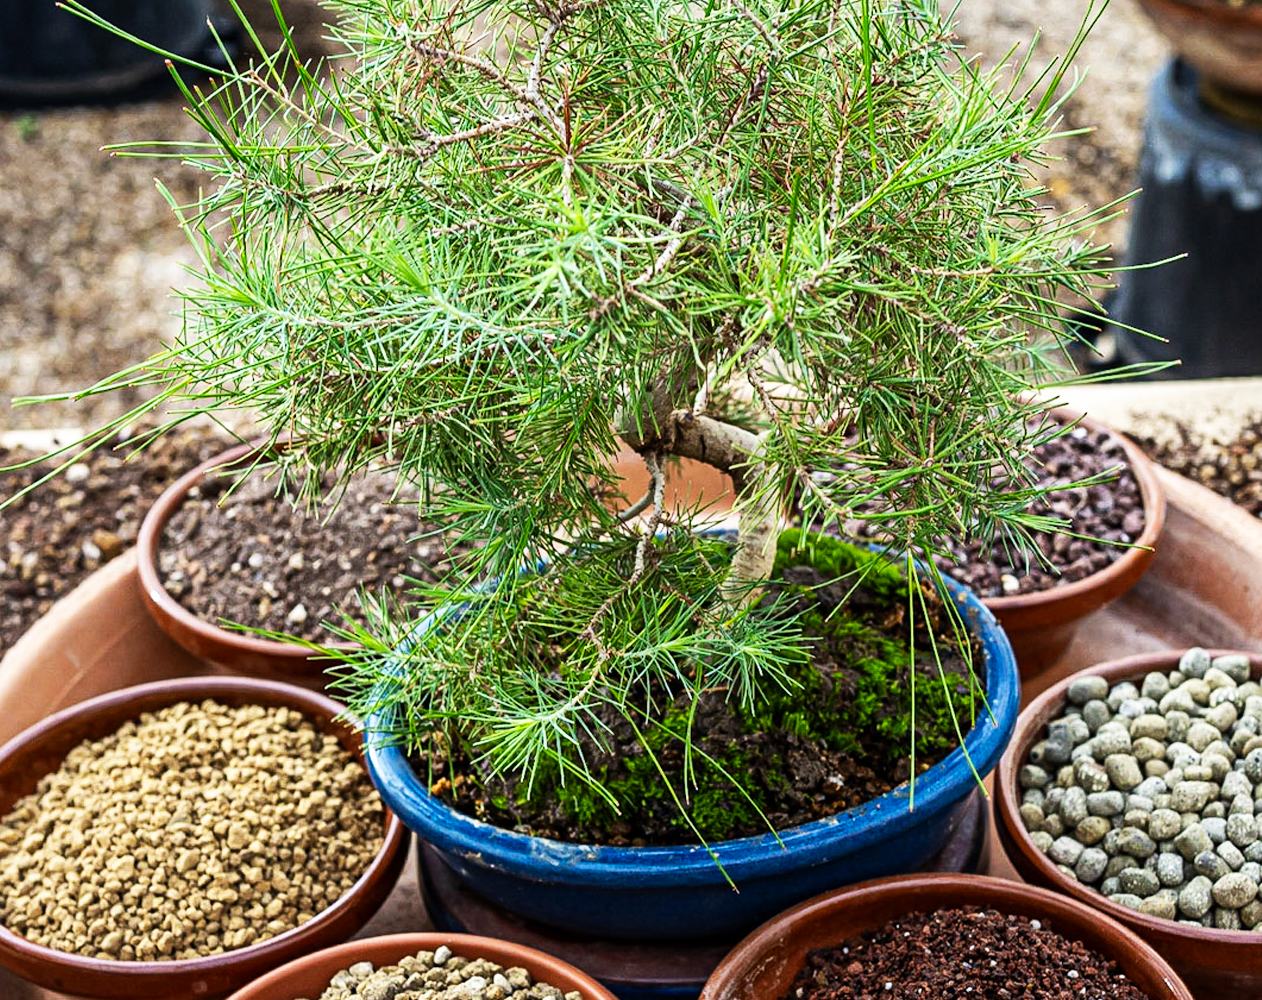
(634, 451, 668, 578)
(657, 409, 759, 494)
(412, 42, 532, 102)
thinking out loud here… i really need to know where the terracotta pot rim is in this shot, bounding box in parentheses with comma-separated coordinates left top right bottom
(1140, 0, 1262, 28)
(136, 437, 360, 662)
(996, 650, 1262, 946)
(0, 676, 408, 982)
(980, 408, 1167, 613)
(224, 931, 622, 1000)
(701, 872, 1194, 1000)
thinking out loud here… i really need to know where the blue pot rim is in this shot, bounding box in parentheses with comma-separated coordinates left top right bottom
(364, 544, 1019, 886)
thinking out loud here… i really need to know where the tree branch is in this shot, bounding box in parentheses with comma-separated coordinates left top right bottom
(623, 409, 781, 602)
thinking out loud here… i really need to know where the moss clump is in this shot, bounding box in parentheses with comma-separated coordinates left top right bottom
(441, 531, 979, 845)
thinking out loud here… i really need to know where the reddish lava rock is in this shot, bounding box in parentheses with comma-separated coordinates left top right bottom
(786, 906, 1150, 1000)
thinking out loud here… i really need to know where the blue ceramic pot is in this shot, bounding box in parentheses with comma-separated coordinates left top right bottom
(365, 548, 1019, 941)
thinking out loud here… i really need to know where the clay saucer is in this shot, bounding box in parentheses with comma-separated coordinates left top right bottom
(0, 676, 408, 1000)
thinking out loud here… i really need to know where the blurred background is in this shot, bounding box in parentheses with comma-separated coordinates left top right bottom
(0, 0, 1171, 435)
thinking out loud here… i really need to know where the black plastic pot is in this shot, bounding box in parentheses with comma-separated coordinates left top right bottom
(1106, 60, 1262, 379)
(0, 0, 218, 104)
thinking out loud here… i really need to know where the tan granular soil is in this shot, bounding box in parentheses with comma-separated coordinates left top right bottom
(1, 0, 1171, 436)
(0, 699, 383, 961)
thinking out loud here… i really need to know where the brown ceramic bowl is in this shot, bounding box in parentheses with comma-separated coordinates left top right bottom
(1139, 0, 1262, 96)
(0, 676, 409, 1000)
(224, 932, 620, 1000)
(701, 872, 1192, 1000)
(138, 441, 737, 684)
(981, 410, 1166, 680)
(136, 439, 359, 684)
(996, 650, 1262, 997)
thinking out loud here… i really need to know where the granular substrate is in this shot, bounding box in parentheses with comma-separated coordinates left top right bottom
(785, 905, 1150, 1000)
(0, 699, 384, 961)
(298, 943, 584, 1000)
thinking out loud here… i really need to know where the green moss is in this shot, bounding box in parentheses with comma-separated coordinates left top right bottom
(516, 532, 974, 842)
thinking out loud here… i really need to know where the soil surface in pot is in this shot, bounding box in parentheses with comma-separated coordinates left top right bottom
(836, 419, 1143, 598)
(0, 426, 232, 658)
(787, 905, 1150, 1000)
(1016, 649, 1262, 929)
(1136, 417, 1262, 518)
(424, 532, 981, 847)
(297, 943, 582, 1000)
(0, 698, 383, 961)
(160, 466, 474, 644)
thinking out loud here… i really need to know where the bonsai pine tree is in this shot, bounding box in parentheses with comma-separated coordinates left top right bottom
(37, 0, 1128, 823)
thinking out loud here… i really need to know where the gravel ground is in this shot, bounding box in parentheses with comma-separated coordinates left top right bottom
(0, 0, 1170, 434)
(953, 0, 1168, 249)
(0, 0, 336, 434)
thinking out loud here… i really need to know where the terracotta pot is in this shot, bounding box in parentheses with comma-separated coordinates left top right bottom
(995, 650, 1262, 998)
(981, 410, 1166, 680)
(136, 439, 357, 686)
(0, 677, 409, 1000)
(138, 442, 736, 685)
(224, 932, 619, 1000)
(700, 872, 1192, 1000)
(1138, 0, 1262, 97)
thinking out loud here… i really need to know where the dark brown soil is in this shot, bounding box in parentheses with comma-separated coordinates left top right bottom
(840, 421, 1144, 598)
(940, 423, 1144, 597)
(787, 906, 1151, 1000)
(1136, 419, 1262, 517)
(160, 466, 473, 644)
(0, 426, 232, 658)
(427, 556, 978, 847)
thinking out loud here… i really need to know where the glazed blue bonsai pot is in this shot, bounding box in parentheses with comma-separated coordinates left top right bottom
(365, 555, 1019, 942)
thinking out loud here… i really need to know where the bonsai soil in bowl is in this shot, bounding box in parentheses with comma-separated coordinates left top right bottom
(1136, 416, 1262, 518)
(139, 440, 474, 680)
(700, 873, 1192, 1000)
(367, 529, 1020, 941)
(427, 531, 983, 849)
(0, 677, 408, 1000)
(224, 932, 618, 1000)
(997, 649, 1262, 997)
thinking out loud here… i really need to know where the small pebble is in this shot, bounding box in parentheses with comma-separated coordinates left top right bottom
(1213, 872, 1260, 909)
(1049, 836, 1085, 867)
(1069, 676, 1110, 706)
(1219, 841, 1246, 871)
(1156, 852, 1185, 887)
(1178, 876, 1214, 918)
(1075, 816, 1110, 846)
(1118, 867, 1160, 897)
(1180, 648, 1211, 679)
(1139, 892, 1178, 920)
(1087, 790, 1125, 817)
(1142, 672, 1171, 702)
(1215, 655, 1252, 685)
(1082, 700, 1112, 734)
(1194, 850, 1231, 880)
(1076, 847, 1109, 883)
(1104, 754, 1142, 790)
